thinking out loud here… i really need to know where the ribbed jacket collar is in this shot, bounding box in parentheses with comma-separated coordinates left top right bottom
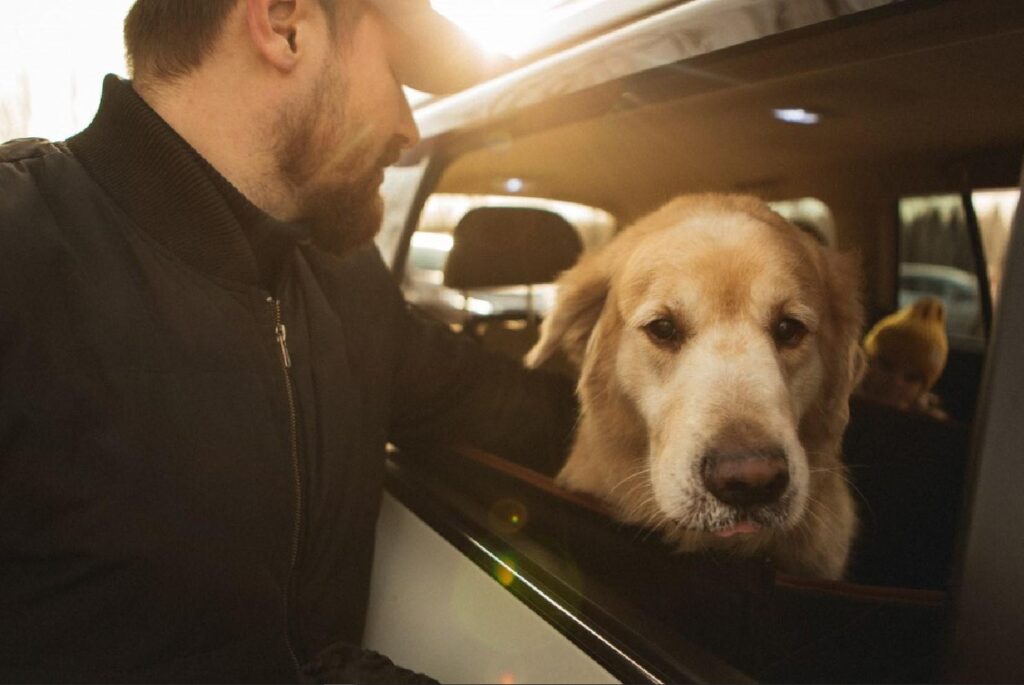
(67, 75, 306, 288)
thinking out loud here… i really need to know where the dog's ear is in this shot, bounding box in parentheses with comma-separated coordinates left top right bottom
(525, 250, 610, 369)
(821, 246, 867, 405)
(825, 247, 866, 353)
(849, 343, 867, 388)
(802, 244, 866, 453)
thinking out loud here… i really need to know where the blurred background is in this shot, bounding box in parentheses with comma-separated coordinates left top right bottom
(1, 0, 134, 142)
(0, 0, 651, 141)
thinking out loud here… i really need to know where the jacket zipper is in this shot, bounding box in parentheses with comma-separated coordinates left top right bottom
(271, 296, 303, 674)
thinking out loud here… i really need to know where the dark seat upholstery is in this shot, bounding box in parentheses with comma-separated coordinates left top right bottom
(444, 206, 583, 291)
(443, 206, 583, 374)
(842, 395, 972, 589)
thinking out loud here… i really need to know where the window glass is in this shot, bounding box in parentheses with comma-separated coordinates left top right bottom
(769, 197, 836, 246)
(375, 161, 431, 268)
(403, 194, 616, 326)
(898, 195, 983, 342)
(898, 189, 1020, 343)
(974, 189, 1020, 308)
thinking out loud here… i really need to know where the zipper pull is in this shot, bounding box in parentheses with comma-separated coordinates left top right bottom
(276, 322, 292, 369)
(271, 298, 292, 369)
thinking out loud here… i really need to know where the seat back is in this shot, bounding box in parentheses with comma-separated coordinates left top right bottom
(842, 396, 972, 589)
(443, 206, 582, 374)
(444, 206, 583, 291)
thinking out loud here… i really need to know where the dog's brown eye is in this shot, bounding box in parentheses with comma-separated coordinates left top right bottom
(644, 318, 681, 346)
(773, 317, 808, 349)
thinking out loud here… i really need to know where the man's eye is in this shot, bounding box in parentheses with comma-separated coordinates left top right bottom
(773, 317, 808, 349)
(644, 318, 681, 346)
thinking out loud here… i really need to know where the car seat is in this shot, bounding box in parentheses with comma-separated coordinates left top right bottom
(443, 206, 583, 375)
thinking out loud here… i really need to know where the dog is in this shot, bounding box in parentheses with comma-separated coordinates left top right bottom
(525, 194, 864, 579)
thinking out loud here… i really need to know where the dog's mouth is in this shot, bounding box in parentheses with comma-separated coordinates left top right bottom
(727, 498, 795, 533)
(712, 520, 762, 538)
(669, 494, 795, 538)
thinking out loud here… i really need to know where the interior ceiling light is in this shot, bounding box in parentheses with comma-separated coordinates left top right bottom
(773, 108, 821, 125)
(505, 177, 525, 193)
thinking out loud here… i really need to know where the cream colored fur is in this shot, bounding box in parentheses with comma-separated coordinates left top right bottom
(526, 194, 864, 579)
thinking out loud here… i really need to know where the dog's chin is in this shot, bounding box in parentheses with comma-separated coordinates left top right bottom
(660, 492, 801, 541)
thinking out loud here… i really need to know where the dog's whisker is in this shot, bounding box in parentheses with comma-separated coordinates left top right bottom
(623, 495, 659, 524)
(807, 467, 874, 517)
(617, 492, 652, 519)
(608, 466, 651, 498)
(802, 494, 846, 543)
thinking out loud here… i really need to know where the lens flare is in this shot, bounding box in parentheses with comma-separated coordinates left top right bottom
(494, 555, 517, 587)
(488, 498, 529, 535)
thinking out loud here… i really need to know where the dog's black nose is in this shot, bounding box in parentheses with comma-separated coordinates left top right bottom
(701, 446, 789, 508)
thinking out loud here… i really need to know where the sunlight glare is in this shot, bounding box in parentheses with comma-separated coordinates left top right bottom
(2, 0, 134, 141)
(431, 0, 571, 58)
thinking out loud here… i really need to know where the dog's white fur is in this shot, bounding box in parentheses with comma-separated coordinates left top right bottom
(527, 194, 864, 579)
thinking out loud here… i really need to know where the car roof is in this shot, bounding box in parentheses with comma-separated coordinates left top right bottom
(416, 2, 1023, 224)
(411, 0, 898, 140)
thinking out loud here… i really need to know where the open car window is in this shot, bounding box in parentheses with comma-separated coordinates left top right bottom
(378, 1, 1024, 682)
(403, 194, 616, 328)
(898, 189, 1020, 348)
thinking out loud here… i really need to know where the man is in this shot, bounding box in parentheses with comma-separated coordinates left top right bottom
(0, 1, 576, 681)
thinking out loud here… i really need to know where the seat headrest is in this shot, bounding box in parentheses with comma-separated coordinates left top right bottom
(444, 206, 583, 290)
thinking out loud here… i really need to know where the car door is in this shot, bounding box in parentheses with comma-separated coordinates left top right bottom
(945, 161, 1024, 683)
(367, 1, 1024, 682)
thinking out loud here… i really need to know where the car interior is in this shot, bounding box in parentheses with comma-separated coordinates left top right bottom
(385, 1, 1024, 681)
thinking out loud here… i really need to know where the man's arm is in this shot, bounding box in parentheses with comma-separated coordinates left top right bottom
(387, 299, 578, 476)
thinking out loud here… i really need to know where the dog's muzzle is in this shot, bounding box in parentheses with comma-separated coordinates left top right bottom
(700, 444, 789, 509)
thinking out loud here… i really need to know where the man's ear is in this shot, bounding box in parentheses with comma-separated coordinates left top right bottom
(246, 0, 308, 72)
(525, 250, 611, 370)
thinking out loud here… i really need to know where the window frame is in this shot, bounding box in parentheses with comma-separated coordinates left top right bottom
(376, 0, 1024, 681)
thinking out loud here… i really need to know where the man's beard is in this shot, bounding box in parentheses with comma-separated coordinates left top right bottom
(296, 156, 391, 256)
(275, 68, 401, 256)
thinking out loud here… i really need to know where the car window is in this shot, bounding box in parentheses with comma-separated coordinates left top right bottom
(385, 2, 1024, 681)
(769, 197, 836, 246)
(403, 192, 833, 333)
(898, 189, 1020, 345)
(975, 189, 1020, 308)
(901, 193, 978, 341)
(374, 161, 432, 269)
(401, 193, 615, 327)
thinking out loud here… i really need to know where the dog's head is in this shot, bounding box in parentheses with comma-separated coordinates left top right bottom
(527, 194, 864, 539)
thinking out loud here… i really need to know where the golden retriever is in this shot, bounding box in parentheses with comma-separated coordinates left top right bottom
(526, 194, 864, 579)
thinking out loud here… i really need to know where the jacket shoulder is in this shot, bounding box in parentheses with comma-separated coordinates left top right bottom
(0, 137, 63, 163)
(0, 137, 83, 251)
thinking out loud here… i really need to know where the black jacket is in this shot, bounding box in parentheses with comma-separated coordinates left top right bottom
(0, 76, 576, 682)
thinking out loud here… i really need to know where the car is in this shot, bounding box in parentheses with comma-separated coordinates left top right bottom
(366, 1, 1024, 682)
(898, 262, 982, 339)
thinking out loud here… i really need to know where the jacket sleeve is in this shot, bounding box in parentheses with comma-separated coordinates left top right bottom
(386, 292, 578, 477)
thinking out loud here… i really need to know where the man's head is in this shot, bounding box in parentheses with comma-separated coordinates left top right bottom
(122, 0, 482, 254)
(269, 4, 409, 254)
(125, 1, 337, 85)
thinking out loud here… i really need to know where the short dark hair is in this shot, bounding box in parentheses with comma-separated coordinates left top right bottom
(124, 0, 356, 84)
